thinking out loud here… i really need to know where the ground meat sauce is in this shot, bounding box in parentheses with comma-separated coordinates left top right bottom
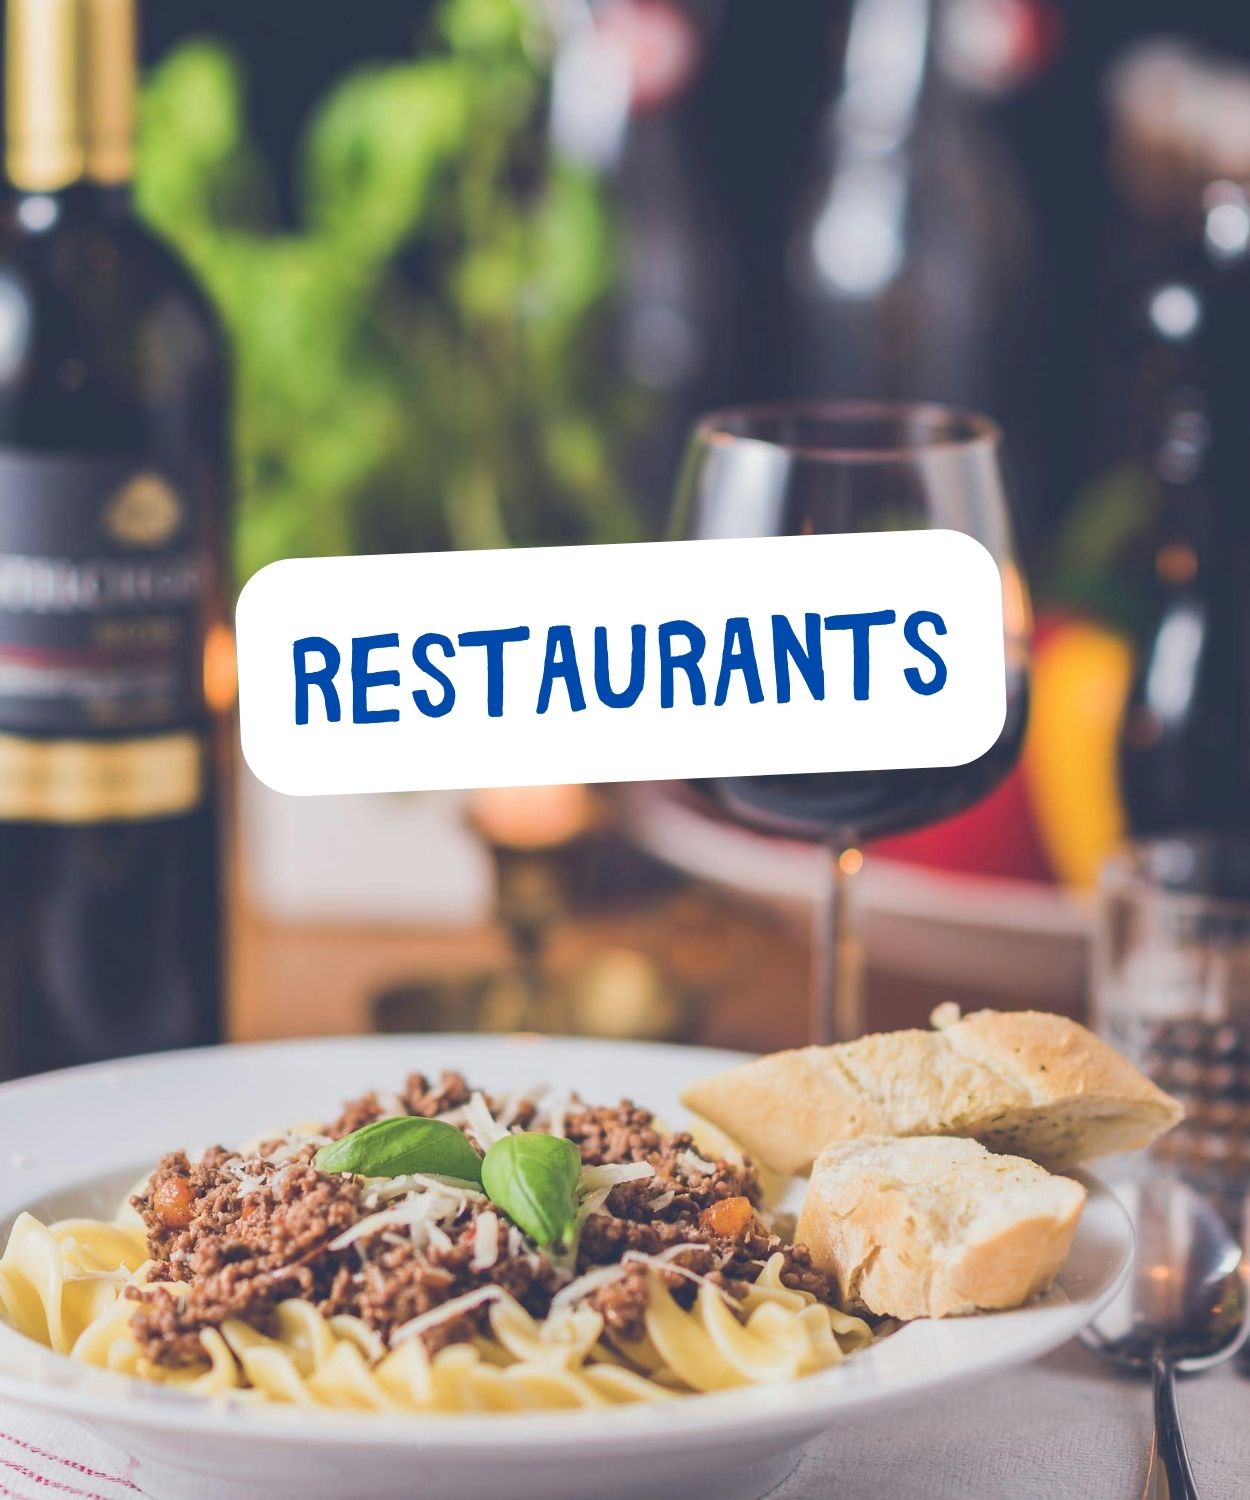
(126, 1073, 843, 1368)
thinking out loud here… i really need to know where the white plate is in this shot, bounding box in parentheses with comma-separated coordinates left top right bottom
(0, 1035, 1133, 1500)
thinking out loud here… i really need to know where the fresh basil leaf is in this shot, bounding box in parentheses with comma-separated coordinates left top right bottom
(480, 1133, 582, 1251)
(314, 1116, 483, 1184)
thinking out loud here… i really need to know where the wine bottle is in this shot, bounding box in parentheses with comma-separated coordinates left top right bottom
(1120, 179, 1250, 837)
(548, 0, 732, 530)
(782, 0, 1037, 424)
(0, 0, 228, 1078)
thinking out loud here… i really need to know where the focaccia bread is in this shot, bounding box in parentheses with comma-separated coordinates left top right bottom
(795, 1134, 1087, 1319)
(681, 1008, 1183, 1175)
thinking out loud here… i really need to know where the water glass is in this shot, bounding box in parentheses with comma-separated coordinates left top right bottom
(1094, 835, 1250, 1220)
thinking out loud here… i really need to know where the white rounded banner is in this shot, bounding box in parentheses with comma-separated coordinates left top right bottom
(235, 530, 1009, 795)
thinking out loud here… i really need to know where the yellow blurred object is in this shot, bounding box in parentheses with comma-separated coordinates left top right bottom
(1023, 617, 1135, 888)
(469, 785, 595, 850)
(203, 621, 238, 713)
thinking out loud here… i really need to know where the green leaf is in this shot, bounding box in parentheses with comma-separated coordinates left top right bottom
(314, 1117, 483, 1183)
(480, 1133, 581, 1251)
(301, 62, 471, 265)
(135, 39, 273, 238)
(437, 0, 533, 60)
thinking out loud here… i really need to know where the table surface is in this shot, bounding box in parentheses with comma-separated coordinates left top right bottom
(780, 1340, 1248, 1500)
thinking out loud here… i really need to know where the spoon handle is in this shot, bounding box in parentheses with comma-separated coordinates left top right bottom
(1152, 1353, 1199, 1500)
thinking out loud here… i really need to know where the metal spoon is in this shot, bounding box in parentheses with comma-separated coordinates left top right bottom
(1081, 1176, 1248, 1500)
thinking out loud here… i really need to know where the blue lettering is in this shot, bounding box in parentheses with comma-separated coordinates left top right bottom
(293, 636, 342, 725)
(824, 610, 896, 701)
(594, 624, 646, 708)
(658, 620, 707, 708)
(714, 617, 765, 706)
(903, 610, 948, 695)
(771, 613, 825, 704)
(457, 626, 531, 718)
(352, 633, 401, 724)
(536, 625, 587, 714)
(412, 632, 456, 718)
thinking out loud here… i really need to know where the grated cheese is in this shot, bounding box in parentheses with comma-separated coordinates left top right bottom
(578, 1161, 654, 1194)
(498, 1085, 541, 1129)
(621, 1249, 740, 1305)
(550, 1263, 628, 1312)
(645, 1242, 713, 1264)
(222, 1159, 268, 1198)
(574, 1187, 613, 1225)
(63, 1265, 131, 1286)
(544, 1089, 571, 1140)
(265, 1131, 333, 1165)
(390, 1285, 504, 1346)
(327, 1201, 431, 1252)
(465, 1092, 507, 1151)
(472, 1210, 500, 1270)
(426, 1224, 454, 1255)
(678, 1149, 717, 1177)
(651, 1190, 675, 1211)
(368, 1172, 486, 1206)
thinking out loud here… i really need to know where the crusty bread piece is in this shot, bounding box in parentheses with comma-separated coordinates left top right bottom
(795, 1135, 1087, 1319)
(680, 1008, 1183, 1175)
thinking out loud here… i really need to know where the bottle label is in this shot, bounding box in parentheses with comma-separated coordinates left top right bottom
(0, 728, 204, 821)
(0, 451, 211, 736)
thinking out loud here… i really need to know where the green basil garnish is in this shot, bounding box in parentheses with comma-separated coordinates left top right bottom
(314, 1116, 483, 1184)
(480, 1133, 582, 1251)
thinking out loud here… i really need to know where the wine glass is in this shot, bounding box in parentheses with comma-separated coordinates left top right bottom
(668, 400, 1030, 1044)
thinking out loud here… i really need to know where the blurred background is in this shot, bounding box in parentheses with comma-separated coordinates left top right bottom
(8, 0, 1250, 1101)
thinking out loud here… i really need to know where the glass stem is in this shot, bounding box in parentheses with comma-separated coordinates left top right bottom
(811, 845, 864, 1044)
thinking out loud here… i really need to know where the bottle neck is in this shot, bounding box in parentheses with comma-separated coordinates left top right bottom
(5, 0, 135, 196)
(834, 0, 938, 151)
(5, 180, 132, 235)
(1194, 189, 1250, 553)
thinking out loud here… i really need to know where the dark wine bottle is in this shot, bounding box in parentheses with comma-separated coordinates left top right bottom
(1120, 181, 1250, 836)
(782, 0, 1036, 424)
(0, 0, 229, 1077)
(549, 0, 732, 531)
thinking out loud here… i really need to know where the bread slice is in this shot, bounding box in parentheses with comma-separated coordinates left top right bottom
(681, 1008, 1183, 1175)
(795, 1135, 1087, 1319)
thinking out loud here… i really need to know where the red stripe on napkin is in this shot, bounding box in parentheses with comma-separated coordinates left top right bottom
(0, 1435, 138, 1492)
(0, 1455, 115, 1499)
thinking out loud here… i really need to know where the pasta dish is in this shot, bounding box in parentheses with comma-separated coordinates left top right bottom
(0, 1071, 873, 1412)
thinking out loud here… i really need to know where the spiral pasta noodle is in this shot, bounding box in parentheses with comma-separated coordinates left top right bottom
(0, 1213, 874, 1412)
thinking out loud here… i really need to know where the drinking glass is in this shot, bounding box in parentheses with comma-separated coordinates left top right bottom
(1094, 835, 1250, 1224)
(668, 400, 1030, 1043)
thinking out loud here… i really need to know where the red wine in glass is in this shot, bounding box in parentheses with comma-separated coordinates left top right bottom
(669, 402, 1031, 1042)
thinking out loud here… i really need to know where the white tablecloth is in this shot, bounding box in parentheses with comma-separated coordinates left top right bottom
(1, 1341, 1245, 1500)
(781, 1341, 1248, 1500)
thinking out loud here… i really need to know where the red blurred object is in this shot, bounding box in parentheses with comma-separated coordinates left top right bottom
(941, 0, 1064, 97)
(872, 617, 1064, 885)
(599, 0, 702, 113)
(870, 758, 1054, 884)
(872, 612, 1108, 886)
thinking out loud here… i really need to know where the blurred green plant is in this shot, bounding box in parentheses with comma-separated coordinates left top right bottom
(135, 0, 640, 584)
(1042, 461, 1159, 639)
